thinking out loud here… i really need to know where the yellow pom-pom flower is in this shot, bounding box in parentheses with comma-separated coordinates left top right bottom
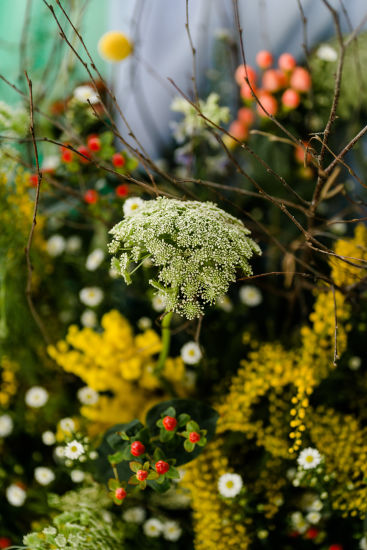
(98, 31, 133, 62)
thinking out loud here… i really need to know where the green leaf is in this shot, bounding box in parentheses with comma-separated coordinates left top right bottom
(143, 461, 150, 470)
(178, 413, 191, 426)
(147, 478, 171, 493)
(128, 476, 139, 485)
(163, 406, 176, 417)
(187, 420, 199, 432)
(153, 447, 166, 461)
(197, 437, 207, 447)
(108, 451, 124, 465)
(160, 428, 175, 442)
(184, 439, 195, 452)
(156, 419, 163, 428)
(147, 471, 159, 480)
(166, 466, 180, 479)
(129, 461, 141, 473)
(119, 431, 130, 441)
(107, 420, 144, 450)
(139, 480, 147, 490)
(108, 478, 120, 491)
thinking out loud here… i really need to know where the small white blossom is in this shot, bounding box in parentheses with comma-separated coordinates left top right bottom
(298, 447, 322, 470)
(86, 248, 105, 271)
(360, 536, 367, 550)
(306, 511, 321, 524)
(182, 370, 197, 390)
(34, 467, 55, 486)
(25, 386, 49, 408)
(152, 293, 166, 312)
(290, 511, 308, 534)
(123, 506, 146, 524)
(42, 431, 56, 446)
(218, 473, 243, 498)
(59, 417, 75, 433)
(216, 294, 233, 312)
(43, 527, 57, 535)
(77, 386, 99, 405)
(109, 266, 120, 278)
(89, 451, 98, 460)
(54, 445, 65, 459)
(64, 440, 85, 460)
(180, 341, 202, 365)
(0, 414, 13, 437)
(143, 518, 163, 537)
(123, 197, 144, 217)
(257, 530, 268, 539)
(73, 85, 99, 104)
(331, 221, 347, 235)
(163, 520, 182, 541)
(6, 484, 26, 506)
(349, 356, 362, 370)
(80, 309, 97, 328)
(65, 235, 82, 253)
(137, 316, 152, 330)
(46, 235, 65, 257)
(79, 287, 104, 307)
(70, 469, 85, 483)
(42, 155, 59, 172)
(316, 44, 338, 62)
(239, 285, 262, 307)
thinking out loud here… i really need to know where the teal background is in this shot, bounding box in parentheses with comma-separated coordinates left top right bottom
(0, 0, 107, 105)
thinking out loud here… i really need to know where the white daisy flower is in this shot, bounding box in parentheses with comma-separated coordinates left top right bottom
(70, 469, 85, 483)
(297, 447, 322, 470)
(331, 221, 347, 235)
(239, 285, 262, 307)
(143, 518, 163, 538)
(86, 248, 105, 271)
(59, 417, 75, 433)
(349, 356, 362, 370)
(316, 44, 338, 62)
(79, 287, 104, 307)
(152, 293, 166, 312)
(306, 511, 321, 524)
(257, 530, 268, 539)
(360, 536, 367, 550)
(25, 386, 49, 408)
(34, 467, 55, 486)
(65, 235, 82, 253)
(42, 155, 59, 172)
(216, 294, 233, 312)
(54, 445, 65, 459)
(218, 473, 243, 498)
(290, 511, 308, 534)
(46, 235, 66, 257)
(180, 341, 202, 365)
(42, 431, 56, 446)
(123, 506, 146, 524)
(73, 85, 99, 104)
(77, 386, 99, 405)
(137, 317, 152, 330)
(6, 484, 26, 506)
(89, 451, 98, 460)
(123, 197, 144, 217)
(64, 440, 85, 460)
(0, 414, 13, 437)
(163, 520, 182, 541)
(80, 309, 97, 328)
(308, 498, 323, 512)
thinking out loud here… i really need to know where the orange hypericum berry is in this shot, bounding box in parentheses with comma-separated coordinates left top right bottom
(281, 88, 300, 109)
(262, 69, 286, 92)
(238, 107, 255, 127)
(229, 120, 249, 141)
(112, 152, 126, 168)
(278, 52, 297, 72)
(256, 50, 273, 69)
(290, 67, 311, 92)
(61, 147, 73, 163)
(77, 145, 91, 164)
(235, 64, 257, 87)
(87, 136, 101, 152)
(256, 92, 278, 117)
(84, 189, 99, 204)
(115, 184, 129, 198)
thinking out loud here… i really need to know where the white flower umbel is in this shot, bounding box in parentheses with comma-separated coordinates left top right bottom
(73, 85, 99, 104)
(239, 285, 262, 307)
(306, 511, 321, 524)
(143, 518, 163, 538)
(316, 44, 338, 62)
(34, 467, 55, 486)
(25, 386, 49, 408)
(79, 287, 104, 307)
(42, 431, 56, 446)
(59, 417, 75, 433)
(163, 520, 182, 541)
(70, 469, 85, 483)
(349, 356, 362, 370)
(123, 506, 146, 524)
(152, 293, 166, 312)
(86, 248, 105, 271)
(0, 414, 13, 437)
(77, 386, 99, 405)
(298, 447, 322, 470)
(180, 342, 202, 365)
(64, 440, 85, 460)
(218, 473, 243, 498)
(46, 235, 66, 257)
(65, 235, 82, 253)
(6, 484, 26, 506)
(123, 197, 144, 217)
(109, 197, 261, 319)
(81, 309, 97, 328)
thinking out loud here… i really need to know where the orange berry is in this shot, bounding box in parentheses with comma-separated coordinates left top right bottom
(278, 53, 297, 72)
(240, 81, 256, 101)
(237, 107, 255, 126)
(256, 92, 278, 117)
(256, 50, 273, 69)
(262, 69, 286, 92)
(290, 67, 311, 92)
(281, 88, 300, 109)
(235, 64, 257, 87)
(229, 120, 249, 141)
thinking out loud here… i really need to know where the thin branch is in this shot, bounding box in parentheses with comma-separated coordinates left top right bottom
(185, 0, 199, 103)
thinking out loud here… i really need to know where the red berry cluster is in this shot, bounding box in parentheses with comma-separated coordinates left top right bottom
(230, 50, 312, 141)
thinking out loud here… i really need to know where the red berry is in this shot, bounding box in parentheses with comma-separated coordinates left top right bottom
(281, 88, 300, 109)
(256, 92, 278, 117)
(136, 469, 148, 481)
(290, 67, 311, 92)
(115, 184, 129, 198)
(294, 141, 312, 165)
(262, 69, 286, 92)
(162, 416, 177, 431)
(155, 460, 170, 475)
(229, 120, 248, 142)
(84, 189, 99, 204)
(237, 107, 255, 127)
(189, 431, 201, 443)
(112, 152, 126, 168)
(256, 50, 273, 69)
(0, 538, 11, 549)
(329, 545, 343, 550)
(131, 441, 145, 457)
(61, 147, 73, 163)
(77, 145, 91, 164)
(305, 527, 319, 539)
(235, 64, 257, 87)
(87, 136, 101, 152)
(278, 53, 296, 72)
(240, 81, 256, 101)
(114, 487, 126, 500)
(29, 174, 39, 187)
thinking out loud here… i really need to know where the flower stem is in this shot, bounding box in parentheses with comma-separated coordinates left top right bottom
(154, 311, 173, 375)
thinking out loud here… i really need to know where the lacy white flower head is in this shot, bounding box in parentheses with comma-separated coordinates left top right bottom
(6, 483, 26, 506)
(25, 386, 49, 408)
(170, 93, 230, 144)
(143, 517, 163, 537)
(64, 440, 85, 460)
(297, 447, 322, 470)
(73, 85, 99, 104)
(123, 506, 146, 524)
(0, 414, 13, 437)
(218, 472, 243, 498)
(109, 197, 261, 320)
(180, 341, 202, 365)
(34, 466, 55, 486)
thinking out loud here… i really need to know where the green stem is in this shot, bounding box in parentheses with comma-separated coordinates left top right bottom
(154, 311, 173, 375)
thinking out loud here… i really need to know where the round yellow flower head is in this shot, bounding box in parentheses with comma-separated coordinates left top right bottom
(98, 31, 133, 62)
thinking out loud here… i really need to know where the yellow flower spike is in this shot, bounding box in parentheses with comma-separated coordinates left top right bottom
(98, 31, 133, 62)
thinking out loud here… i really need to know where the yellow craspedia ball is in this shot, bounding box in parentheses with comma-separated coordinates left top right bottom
(98, 31, 133, 62)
